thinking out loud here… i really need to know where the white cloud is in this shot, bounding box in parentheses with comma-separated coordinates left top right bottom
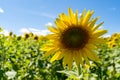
(38, 29, 50, 35)
(0, 29, 9, 36)
(79, 13, 82, 16)
(0, 8, 4, 13)
(29, 28, 40, 32)
(45, 22, 53, 26)
(20, 23, 53, 36)
(103, 34, 110, 37)
(20, 28, 30, 33)
(19, 27, 50, 36)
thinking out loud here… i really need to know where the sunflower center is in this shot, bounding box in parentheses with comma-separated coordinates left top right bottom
(61, 26, 89, 50)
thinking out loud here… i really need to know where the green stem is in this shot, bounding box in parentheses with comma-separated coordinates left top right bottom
(77, 64, 81, 76)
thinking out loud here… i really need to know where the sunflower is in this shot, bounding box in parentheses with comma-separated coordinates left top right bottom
(42, 8, 107, 69)
(33, 35, 39, 41)
(23, 33, 29, 40)
(9, 31, 13, 36)
(107, 40, 116, 48)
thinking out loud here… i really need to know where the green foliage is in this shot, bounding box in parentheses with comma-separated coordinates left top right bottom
(0, 29, 120, 80)
(0, 32, 67, 80)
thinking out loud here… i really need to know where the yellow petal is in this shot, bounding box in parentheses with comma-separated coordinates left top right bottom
(63, 52, 73, 69)
(89, 38, 106, 44)
(75, 10, 78, 24)
(68, 8, 74, 23)
(59, 13, 71, 25)
(74, 51, 82, 66)
(55, 18, 67, 31)
(41, 44, 54, 51)
(92, 22, 104, 31)
(59, 13, 68, 20)
(85, 44, 97, 50)
(50, 51, 63, 62)
(84, 48, 100, 61)
(47, 26, 58, 33)
(68, 55, 73, 69)
(82, 10, 94, 26)
(93, 30, 108, 37)
(79, 9, 86, 24)
(88, 17, 100, 28)
(62, 52, 68, 67)
(46, 34, 59, 39)
(81, 49, 90, 65)
(56, 52, 64, 60)
(43, 48, 59, 58)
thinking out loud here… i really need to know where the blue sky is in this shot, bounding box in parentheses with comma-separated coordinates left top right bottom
(0, 0, 120, 35)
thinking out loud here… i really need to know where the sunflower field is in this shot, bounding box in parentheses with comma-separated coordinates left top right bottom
(0, 28, 120, 80)
(0, 8, 120, 80)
